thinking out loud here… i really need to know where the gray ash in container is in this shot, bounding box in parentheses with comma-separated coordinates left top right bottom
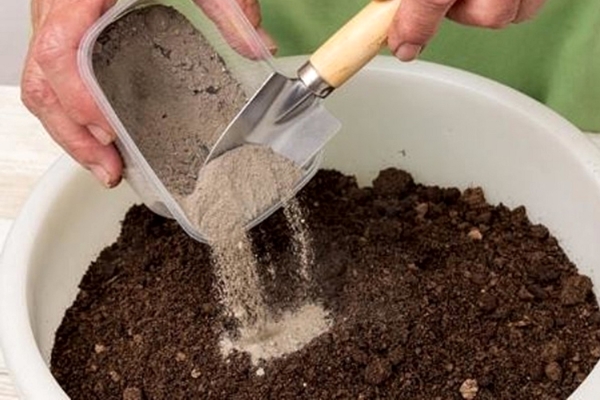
(93, 5, 247, 197)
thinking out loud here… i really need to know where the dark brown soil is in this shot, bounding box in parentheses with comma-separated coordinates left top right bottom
(93, 5, 247, 196)
(51, 168, 600, 400)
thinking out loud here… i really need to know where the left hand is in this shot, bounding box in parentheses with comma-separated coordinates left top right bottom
(387, 0, 548, 61)
(22, 0, 274, 189)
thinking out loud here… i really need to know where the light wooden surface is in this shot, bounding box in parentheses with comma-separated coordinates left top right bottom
(0, 85, 63, 400)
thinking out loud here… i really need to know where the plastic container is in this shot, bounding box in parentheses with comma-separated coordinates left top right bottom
(77, 0, 321, 243)
(2, 56, 600, 399)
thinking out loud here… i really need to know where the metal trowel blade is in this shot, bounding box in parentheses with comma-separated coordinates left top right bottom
(205, 72, 341, 167)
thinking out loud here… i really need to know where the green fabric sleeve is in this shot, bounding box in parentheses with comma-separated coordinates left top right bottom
(260, 0, 600, 132)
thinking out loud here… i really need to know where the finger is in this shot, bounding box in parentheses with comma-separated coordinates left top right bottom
(43, 104, 123, 188)
(234, 0, 279, 52)
(388, 0, 458, 62)
(21, 46, 54, 113)
(43, 110, 123, 188)
(195, 0, 277, 59)
(447, 0, 520, 28)
(21, 57, 122, 187)
(233, 0, 262, 27)
(255, 27, 278, 55)
(33, 0, 117, 144)
(514, 0, 547, 23)
(235, 0, 278, 53)
(31, 0, 56, 32)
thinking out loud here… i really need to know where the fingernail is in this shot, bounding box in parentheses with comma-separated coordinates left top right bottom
(88, 124, 114, 146)
(395, 43, 422, 62)
(256, 27, 278, 55)
(90, 165, 114, 188)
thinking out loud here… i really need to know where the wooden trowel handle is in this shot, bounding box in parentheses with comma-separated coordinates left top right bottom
(309, 0, 401, 89)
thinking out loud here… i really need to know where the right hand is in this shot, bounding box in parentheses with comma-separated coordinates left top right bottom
(387, 0, 548, 61)
(22, 0, 273, 188)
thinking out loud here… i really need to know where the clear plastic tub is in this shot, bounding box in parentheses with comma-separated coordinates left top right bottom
(77, 0, 321, 243)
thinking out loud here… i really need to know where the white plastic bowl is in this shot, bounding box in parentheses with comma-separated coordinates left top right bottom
(2, 56, 600, 399)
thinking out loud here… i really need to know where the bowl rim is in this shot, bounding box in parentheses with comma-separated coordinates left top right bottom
(2, 56, 600, 399)
(0, 157, 77, 399)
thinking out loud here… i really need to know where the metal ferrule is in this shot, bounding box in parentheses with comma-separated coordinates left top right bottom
(297, 61, 335, 98)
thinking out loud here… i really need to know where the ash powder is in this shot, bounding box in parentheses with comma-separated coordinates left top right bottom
(183, 144, 330, 363)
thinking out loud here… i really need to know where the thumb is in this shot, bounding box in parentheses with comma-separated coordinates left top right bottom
(388, 0, 458, 61)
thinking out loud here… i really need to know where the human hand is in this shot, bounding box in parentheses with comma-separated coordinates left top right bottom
(387, 0, 548, 61)
(22, 0, 122, 188)
(22, 0, 271, 188)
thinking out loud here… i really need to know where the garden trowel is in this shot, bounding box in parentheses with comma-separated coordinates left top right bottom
(205, 0, 402, 167)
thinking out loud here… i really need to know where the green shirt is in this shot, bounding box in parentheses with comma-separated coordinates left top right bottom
(260, 0, 600, 132)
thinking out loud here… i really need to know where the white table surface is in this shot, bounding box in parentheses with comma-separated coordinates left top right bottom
(0, 84, 599, 399)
